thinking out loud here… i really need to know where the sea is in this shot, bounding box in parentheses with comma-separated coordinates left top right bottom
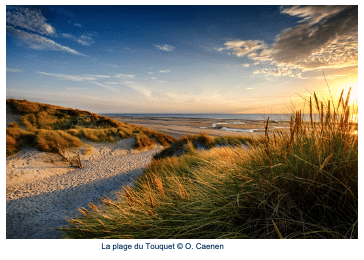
(102, 113, 312, 122)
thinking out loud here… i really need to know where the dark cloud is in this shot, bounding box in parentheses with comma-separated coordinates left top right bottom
(273, 5, 358, 69)
(223, 5, 358, 77)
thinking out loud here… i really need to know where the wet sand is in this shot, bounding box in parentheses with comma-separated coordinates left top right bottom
(107, 115, 289, 139)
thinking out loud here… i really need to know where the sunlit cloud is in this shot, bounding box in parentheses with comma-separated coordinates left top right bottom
(122, 82, 152, 98)
(160, 70, 171, 73)
(272, 5, 358, 70)
(222, 6, 357, 78)
(93, 82, 118, 93)
(242, 64, 250, 67)
(220, 40, 267, 57)
(254, 66, 303, 78)
(155, 44, 175, 52)
(36, 71, 96, 81)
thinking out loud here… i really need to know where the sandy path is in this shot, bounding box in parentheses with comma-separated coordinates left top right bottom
(6, 146, 162, 239)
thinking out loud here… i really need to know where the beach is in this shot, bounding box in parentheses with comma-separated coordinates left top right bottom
(106, 115, 290, 139)
(6, 138, 164, 238)
(6, 113, 288, 238)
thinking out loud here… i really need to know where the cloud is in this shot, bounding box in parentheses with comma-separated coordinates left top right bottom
(7, 68, 22, 72)
(74, 23, 82, 27)
(155, 44, 175, 52)
(222, 6, 357, 77)
(222, 40, 268, 57)
(254, 66, 303, 78)
(159, 70, 171, 73)
(8, 27, 88, 56)
(77, 35, 94, 46)
(272, 5, 358, 69)
(6, 6, 56, 36)
(36, 71, 96, 81)
(242, 64, 250, 68)
(82, 74, 110, 78)
(92, 82, 118, 93)
(62, 33, 94, 46)
(104, 81, 120, 84)
(115, 74, 135, 79)
(7, 6, 89, 56)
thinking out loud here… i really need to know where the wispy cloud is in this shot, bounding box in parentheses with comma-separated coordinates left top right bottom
(82, 74, 110, 78)
(6, 6, 88, 57)
(36, 71, 96, 81)
(62, 33, 94, 46)
(159, 70, 171, 73)
(7, 68, 22, 72)
(74, 23, 82, 27)
(77, 35, 94, 46)
(221, 6, 357, 77)
(93, 82, 119, 93)
(115, 74, 135, 79)
(8, 27, 88, 56)
(155, 44, 175, 52)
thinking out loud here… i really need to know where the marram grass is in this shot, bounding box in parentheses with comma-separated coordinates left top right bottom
(6, 99, 176, 156)
(63, 90, 357, 239)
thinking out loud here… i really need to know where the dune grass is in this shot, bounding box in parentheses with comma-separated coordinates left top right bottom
(153, 132, 260, 160)
(6, 99, 176, 156)
(63, 90, 358, 239)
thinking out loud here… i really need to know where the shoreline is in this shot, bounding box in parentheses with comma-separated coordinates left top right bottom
(107, 115, 290, 139)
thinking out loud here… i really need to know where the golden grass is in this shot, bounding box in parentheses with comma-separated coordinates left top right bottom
(35, 129, 83, 152)
(64, 89, 358, 239)
(6, 99, 176, 156)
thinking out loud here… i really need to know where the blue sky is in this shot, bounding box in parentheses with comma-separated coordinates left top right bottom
(6, 5, 358, 113)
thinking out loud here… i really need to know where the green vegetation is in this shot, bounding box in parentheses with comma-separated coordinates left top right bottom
(63, 90, 358, 239)
(6, 99, 176, 156)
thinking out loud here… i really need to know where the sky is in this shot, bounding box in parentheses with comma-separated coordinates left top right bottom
(5, 4, 358, 114)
